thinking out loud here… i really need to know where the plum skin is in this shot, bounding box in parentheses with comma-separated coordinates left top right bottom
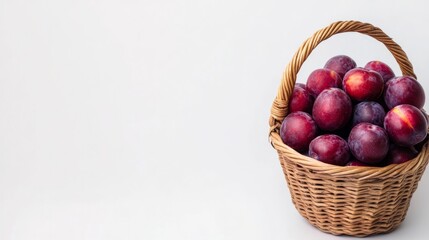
(348, 123, 390, 164)
(385, 145, 418, 165)
(312, 88, 352, 132)
(384, 104, 428, 146)
(343, 68, 384, 101)
(384, 76, 425, 109)
(324, 55, 357, 78)
(280, 111, 318, 152)
(364, 60, 395, 83)
(295, 83, 306, 89)
(309, 134, 350, 166)
(289, 86, 314, 113)
(346, 160, 369, 166)
(306, 68, 342, 97)
(352, 101, 386, 127)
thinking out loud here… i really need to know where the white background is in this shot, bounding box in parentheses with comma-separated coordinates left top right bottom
(1, 0, 429, 239)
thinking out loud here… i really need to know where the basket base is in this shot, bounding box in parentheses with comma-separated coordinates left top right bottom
(277, 149, 427, 237)
(300, 208, 405, 237)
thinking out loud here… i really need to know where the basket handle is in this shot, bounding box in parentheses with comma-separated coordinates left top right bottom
(269, 20, 416, 133)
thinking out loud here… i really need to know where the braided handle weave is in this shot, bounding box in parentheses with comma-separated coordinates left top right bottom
(269, 20, 415, 132)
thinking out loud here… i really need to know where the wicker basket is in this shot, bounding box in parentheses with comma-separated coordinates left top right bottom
(269, 20, 429, 237)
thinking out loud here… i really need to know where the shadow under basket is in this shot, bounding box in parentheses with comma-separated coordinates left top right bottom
(269, 20, 429, 237)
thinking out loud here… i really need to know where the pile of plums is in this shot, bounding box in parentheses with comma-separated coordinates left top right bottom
(280, 55, 427, 166)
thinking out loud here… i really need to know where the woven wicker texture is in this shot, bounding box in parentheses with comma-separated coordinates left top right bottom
(269, 20, 429, 237)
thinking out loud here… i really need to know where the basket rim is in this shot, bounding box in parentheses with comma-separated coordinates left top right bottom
(270, 130, 429, 179)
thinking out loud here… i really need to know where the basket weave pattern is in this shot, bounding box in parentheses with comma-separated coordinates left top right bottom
(269, 21, 429, 237)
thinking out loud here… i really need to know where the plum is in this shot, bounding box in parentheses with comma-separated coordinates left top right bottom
(324, 55, 357, 78)
(289, 86, 314, 113)
(384, 104, 427, 146)
(312, 88, 352, 131)
(385, 145, 418, 165)
(352, 101, 386, 127)
(306, 68, 342, 97)
(384, 76, 425, 109)
(343, 68, 384, 101)
(309, 134, 350, 166)
(364, 60, 395, 83)
(280, 111, 318, 152)
(348, 123, 390, 164)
